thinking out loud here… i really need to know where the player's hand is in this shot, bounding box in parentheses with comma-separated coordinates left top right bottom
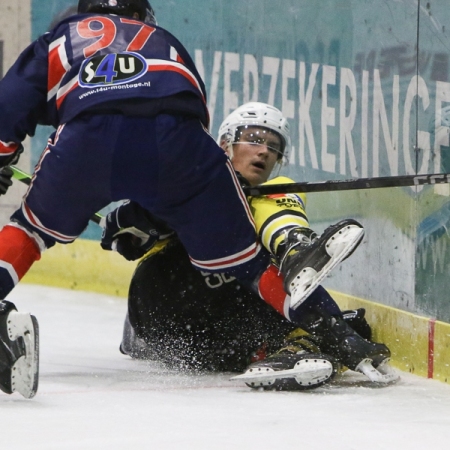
(0, 166, 13, 195)
(101, 201, 174, 261)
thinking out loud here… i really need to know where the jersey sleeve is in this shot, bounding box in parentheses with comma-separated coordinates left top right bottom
(249, 176, 309, 256)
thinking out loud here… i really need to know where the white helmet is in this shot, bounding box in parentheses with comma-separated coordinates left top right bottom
(217, 102, 291, 162)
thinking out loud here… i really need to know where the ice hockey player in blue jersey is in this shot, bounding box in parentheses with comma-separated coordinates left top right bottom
(0, 2, 376, 398)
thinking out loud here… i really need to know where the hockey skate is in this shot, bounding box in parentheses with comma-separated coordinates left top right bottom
(343, 331, 399, 383)
(342, 308, 372, 341)
(119, 313, 151, 359)
(230, 334, 338, 391)
(0, 300, 39, 398)
(301, 309, 398, 384)
(279, 220, 364, 309)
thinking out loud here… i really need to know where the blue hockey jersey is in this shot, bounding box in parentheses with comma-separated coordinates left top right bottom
(0, 13, 208, 146)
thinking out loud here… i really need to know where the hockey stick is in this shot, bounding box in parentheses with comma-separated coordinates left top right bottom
(12, 164, 450, 202)
(243, 173, 450, 196)
(10, 166, 102, 225)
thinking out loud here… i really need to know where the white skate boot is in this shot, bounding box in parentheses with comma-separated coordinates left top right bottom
(279, 219, 365, 309)
(0, 300, 39, 398)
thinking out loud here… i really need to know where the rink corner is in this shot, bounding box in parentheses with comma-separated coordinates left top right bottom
(331, 290, 450, 384)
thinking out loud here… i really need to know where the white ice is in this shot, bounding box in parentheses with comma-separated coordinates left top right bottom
(2, 284, 450, 450)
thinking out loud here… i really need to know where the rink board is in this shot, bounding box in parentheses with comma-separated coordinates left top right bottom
(332, 290, 450, 383)
(22, 238, 135, 298)
(21, 238, 450, 385)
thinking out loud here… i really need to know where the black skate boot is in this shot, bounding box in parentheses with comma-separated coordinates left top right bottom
(300, 309, 398, 383)
(278, 220, 364, 309)
(230, 333, 338, 391)
(342, 308, 372, 341)
(119, 313, 152, 359)
(0, 300, 39, 398)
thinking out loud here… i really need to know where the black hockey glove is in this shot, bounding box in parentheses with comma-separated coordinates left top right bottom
(0, 166, 13, 195)
(101, 201, 174, 261)
(0, 143, 23, 168)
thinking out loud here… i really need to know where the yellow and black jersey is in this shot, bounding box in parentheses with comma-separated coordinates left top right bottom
(248, 176, 309, 256)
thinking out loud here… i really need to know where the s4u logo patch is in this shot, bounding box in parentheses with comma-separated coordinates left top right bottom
(79, 52, 147, 87)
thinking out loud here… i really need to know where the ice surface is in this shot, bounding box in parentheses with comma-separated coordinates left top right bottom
(2, 284, 450, 449)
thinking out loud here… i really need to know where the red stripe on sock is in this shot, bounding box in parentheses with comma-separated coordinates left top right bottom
(258, 264, 288, 316)
(0, 225, 41, 280)
(428, 319, 436, 379)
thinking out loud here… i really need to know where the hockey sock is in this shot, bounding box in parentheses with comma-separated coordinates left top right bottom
(0, 225, 42, 298)
(298, 285, 342, 316)
(257, 264, 290, 317)
(258, 265, 342, 324)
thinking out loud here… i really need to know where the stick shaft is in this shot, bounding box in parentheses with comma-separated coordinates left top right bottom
(11, 166, 448, 218)
(243, 173, 450, 196)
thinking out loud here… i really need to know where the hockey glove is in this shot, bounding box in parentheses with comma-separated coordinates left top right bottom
(101, 201, 174, 261)
(0, 142, 23, 168)
(0, 166, 13, 195)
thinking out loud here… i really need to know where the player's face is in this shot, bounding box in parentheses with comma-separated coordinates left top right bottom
(230, 126, 282, 186)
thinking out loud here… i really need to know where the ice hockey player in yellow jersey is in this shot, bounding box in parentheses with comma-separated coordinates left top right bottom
(101, 102, 397, 390)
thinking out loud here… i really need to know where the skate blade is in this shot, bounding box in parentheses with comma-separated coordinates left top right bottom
(8, 311, 39, 399)
(289, 225, 364, 309)
(355, 358, 399, 384)
(230, 358, 334, 388)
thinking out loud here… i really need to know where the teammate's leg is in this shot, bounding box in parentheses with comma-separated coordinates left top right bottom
(0, 115, 118, 397)
(0, 224, 44, 299)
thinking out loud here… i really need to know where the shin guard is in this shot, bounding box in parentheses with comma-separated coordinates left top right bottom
(0, 225, 42, 298)
(258, 264, 291, 319)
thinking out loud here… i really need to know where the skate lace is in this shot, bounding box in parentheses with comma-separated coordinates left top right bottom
(279, 228, 318, 270)
(275, 345, 308, 355)
(275, 335, 322, 356)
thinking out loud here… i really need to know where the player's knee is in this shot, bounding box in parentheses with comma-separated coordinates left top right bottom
(10, 209, 58, 249)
